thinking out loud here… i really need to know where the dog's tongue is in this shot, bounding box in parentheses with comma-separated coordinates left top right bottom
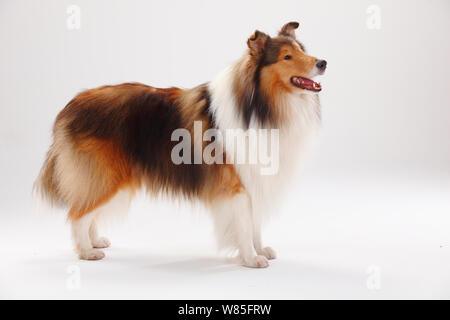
(292, 76, 322, 92)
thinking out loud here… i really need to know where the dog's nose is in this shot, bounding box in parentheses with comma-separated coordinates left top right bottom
(316, 60, 327, 70)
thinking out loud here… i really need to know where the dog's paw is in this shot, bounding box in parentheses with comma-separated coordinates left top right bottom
(258, 246, 277, 260)
(242, 255, 269, 268)
(92, 237, 111, 249)
(79, 249, 105, 260)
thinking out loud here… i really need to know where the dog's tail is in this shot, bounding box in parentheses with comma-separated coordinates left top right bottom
(33, 147, 64, 207)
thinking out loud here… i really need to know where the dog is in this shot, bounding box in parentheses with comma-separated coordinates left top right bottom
(35, 22, 326, 268)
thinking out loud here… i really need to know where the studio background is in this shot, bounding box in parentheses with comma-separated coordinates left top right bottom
(1, 0, 449, 299)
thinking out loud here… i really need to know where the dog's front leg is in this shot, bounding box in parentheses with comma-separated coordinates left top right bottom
(210, 192, 269, 268)
(252, 214, 277, 260)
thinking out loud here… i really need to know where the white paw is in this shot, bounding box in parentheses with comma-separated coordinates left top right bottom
(92, 237, 111, 248)
(258, 246, 277, 260)
(79, 249, 105, 260)
(242, 255, 269, 268)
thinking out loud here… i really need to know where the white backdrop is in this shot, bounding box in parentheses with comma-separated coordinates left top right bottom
(1, 0, 449, 299)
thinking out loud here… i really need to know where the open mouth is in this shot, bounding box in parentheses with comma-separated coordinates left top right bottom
(290, 76, 322, 92)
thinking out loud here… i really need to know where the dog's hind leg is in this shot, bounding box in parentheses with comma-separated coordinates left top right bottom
(89, 219, 111, 249)
(70, 207, 106, 260)
(69, 188, 134, 259)
(68, 192, 118, 260)
(87, 189, 133, 249)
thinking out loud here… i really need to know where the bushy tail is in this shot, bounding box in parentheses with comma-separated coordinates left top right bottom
(33, 149, 64, 207)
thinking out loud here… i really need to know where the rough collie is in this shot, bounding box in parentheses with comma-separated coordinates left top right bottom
(35, 22, 326, 268)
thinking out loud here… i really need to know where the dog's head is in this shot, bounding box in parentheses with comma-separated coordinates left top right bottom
(247, 22, 326, 94)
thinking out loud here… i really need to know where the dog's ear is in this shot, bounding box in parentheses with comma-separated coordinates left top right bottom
(247, 30, 269, 55)
(279, 21, 299, 38)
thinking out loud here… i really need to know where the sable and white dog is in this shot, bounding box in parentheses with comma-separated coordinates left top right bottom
(35, 22, 326, 268)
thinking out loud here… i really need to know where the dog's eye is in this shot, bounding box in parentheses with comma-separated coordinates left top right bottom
(284, 55, 292, 60)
